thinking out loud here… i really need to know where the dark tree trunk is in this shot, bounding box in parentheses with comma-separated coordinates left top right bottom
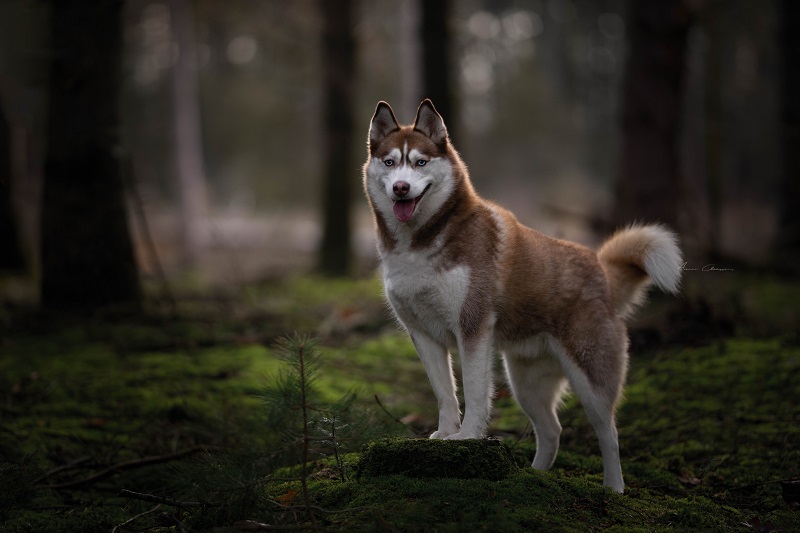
(421, 0, 455, 134)
(613, 0, 691, 229)
(0, 101, 25, 272)
(40, 0, 141, 312)
(318, 0, 356, 276)
(702, 5, 722, 259)
(776, 0, 800, 266)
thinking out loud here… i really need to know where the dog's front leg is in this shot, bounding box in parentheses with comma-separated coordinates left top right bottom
(410, 331, 461, 439)
(445, 332, 494, 440)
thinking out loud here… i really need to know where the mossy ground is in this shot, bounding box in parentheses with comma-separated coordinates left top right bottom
(1, 273, 799, 531)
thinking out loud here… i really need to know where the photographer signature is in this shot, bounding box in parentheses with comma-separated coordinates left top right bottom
(680, 262, 735, 272)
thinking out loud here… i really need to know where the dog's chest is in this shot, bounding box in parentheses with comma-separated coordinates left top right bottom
(381, 249, 470, 343)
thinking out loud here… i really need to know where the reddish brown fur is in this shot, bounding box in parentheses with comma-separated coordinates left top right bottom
(363, 100, 681, 492)
(364, 121, 628, 389)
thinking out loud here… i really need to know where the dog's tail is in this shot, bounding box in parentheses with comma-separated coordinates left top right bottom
(597, 224, 682, 319)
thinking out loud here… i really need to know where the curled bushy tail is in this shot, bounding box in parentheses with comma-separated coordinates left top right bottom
(597, 224, 682, 319)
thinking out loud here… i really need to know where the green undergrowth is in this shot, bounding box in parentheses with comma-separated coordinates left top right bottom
(1, 274, 799, 531)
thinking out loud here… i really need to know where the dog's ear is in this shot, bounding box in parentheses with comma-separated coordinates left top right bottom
(413, 99, 447, 146)
(369, 102, 400, 150)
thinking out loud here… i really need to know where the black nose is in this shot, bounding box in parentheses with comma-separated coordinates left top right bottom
(393, 181, 411, 197)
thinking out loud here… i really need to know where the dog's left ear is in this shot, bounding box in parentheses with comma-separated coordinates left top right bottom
(413, 99, 448, 146)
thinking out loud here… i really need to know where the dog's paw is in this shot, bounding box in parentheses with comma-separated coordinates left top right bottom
(429, 423, 461, 439)
(443, 430, 481, 440)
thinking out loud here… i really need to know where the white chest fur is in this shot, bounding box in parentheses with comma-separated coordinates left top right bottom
(381, 249, 470, 347)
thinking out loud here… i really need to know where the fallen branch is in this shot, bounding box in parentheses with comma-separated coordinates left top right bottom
(731, 476, 800, 492)
(32, 456, 91, 485)
(118, 489, 208, 509)
(230, 520, 326, 531)
(40, 445, 214, 490)
(373, 394, 427, 437)
(111, 504, 161, 533)
(267, 498, 378, 516)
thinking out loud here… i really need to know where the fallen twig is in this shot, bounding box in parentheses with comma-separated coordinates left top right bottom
(374, 394, 427, 436)
(111, 504, 162, 533)
(267, 498, 378, 516)
(731, 476, 800, 492)
(40, 445, 214, 489)
(230, 520, 326, 531)
(32, 456, 91, 485)
(118, 489, 209, 509)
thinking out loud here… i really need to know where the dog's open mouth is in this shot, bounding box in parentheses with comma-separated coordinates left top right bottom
(393, 185, 430, 222)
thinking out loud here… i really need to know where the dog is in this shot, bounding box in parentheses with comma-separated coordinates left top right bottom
(362, 99, 682, 492)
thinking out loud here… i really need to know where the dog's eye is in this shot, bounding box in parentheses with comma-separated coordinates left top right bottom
(384, 159, 394, 167)
(416, 160, 427, 167)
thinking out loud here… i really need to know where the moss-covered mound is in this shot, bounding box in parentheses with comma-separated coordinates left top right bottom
(357, 437, 517, 481)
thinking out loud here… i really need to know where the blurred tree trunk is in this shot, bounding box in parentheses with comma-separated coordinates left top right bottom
(40, 0, 141, 312)
(421, 0, 455, 134)
(171, 0, 208, 268)
(776, 0, 800, 267)
(701, 5, 722, 259)
(318, 0, 355, 276)
(613, 0, 691, 229)
(0, 101, 25, 272)
(399, 0, 422, 120)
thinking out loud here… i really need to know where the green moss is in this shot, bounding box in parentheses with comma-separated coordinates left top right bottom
(2, 273, 800, 531)
(309, 466, 752, 531)
(357, 437, 517, 481)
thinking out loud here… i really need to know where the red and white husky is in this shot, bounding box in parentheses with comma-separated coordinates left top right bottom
(363, 99, 682, 492)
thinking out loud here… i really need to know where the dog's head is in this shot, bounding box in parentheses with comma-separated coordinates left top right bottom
(363, 99, 460, 228)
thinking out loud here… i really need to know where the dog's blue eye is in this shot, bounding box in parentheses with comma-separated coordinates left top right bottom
(416, 160, 427, 167)
(384, 160, 394, 167)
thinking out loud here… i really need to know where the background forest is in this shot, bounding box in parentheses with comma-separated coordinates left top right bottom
(0, 0, 799, 531)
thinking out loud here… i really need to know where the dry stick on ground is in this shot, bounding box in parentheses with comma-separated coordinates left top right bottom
(111, 504, 162, 533)
(230, 520, 327, 531)
(118, 489, 209, 509)
(40, 445, 213, 490)
(373, 394, 428, 437)
(32, 456, 91, 485)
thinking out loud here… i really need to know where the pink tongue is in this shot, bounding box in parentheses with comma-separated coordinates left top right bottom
(393, 199, 416, 222)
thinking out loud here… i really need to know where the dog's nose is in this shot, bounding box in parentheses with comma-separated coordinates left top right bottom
(393, 181, 411, 197)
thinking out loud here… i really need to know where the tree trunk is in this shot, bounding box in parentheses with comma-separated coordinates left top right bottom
(399, 0, 422, 121)
(0, 101, 25, 272)
(776, 0, 800, 267)
(170, 0, 208, 268)
(613, 0, 691, 229)
(318, 0, 356, 276)
(40, 0, 141, 313)
(420, 0, 455, 134)
(702, 5, 722, 259)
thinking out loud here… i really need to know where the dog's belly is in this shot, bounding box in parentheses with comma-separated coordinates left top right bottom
(382, 254, 470, 347)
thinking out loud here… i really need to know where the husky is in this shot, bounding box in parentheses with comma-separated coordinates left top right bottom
(362, 99, 682, 493)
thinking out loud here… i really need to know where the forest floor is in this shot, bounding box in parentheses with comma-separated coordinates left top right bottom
(1, 271, 799, 531)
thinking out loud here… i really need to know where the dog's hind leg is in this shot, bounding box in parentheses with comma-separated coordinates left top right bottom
(556, 335, 628, 493)
(503, 349, 566, 471)
(570, 376, 624, 492)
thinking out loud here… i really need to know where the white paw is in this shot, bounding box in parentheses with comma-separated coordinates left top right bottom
(443, 430, 481, 440)
(429, 424, 460, 439)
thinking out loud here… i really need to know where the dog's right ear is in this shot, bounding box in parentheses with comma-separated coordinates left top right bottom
(369, 102, 400, 151)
